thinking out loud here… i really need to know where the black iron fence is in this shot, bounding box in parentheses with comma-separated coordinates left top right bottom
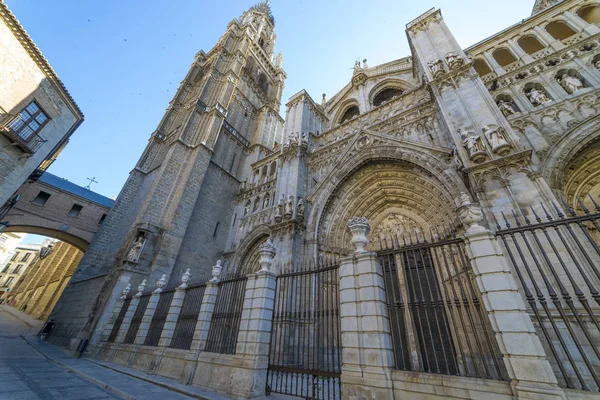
(205, 274, 248, 354)
(377, 228, 507, 381)
(108, 297, 131, 343)
(496, 199, 600, 391)
(267, 258, 342, 400)
(124, 294, 151, 344)
(145, 289, 175, 346)
(170, 283, 207, 350)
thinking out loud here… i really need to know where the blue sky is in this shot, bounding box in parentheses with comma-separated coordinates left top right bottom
(8, 0, 533, 244)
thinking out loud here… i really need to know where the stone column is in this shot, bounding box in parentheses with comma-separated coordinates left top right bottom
(458, 194, 566, 399)
(100, 283, 131, 342)
(134, 274, 166, 345)
(230, 238, 277, 399)
(563, 11, 600, 34)
(115, 280, 146, 343)
(507, 39, 534, 64)
(533, 26, 565, 51)
(340, 217, 394, 400)
(190, 261, 222, 352)
(158, 269, 191, 347)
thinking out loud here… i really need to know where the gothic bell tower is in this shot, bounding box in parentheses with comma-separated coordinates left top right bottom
(62, 1, 286, 345)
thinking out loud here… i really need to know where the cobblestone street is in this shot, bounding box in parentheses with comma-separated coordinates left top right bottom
(0, 306, 121, 399)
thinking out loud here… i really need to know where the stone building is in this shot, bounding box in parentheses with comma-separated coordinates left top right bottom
(0, 239, 35, 298)
(6, 240, 82, 320)
(50, 0, 600, 399)
(0, 1, 83, 207)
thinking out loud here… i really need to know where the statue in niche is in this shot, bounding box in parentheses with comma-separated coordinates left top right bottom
(482, 124, 510, 154)
(253, 198, 260, 212)
(244, 200, 251, 216)
(275, 196, 284, 223)
(527, 88, 551, 106)
(127, 233, 146, 261)
(427, 59, 444, 77)
(297, 198, 305, 221)
(497, 100, 518, 116)
(558, 74, 583, 94)
(445, 52, 463, 70)
(459, 129, 485, 158)
(449, 145, 464, 172)
(262, 195, 270, 209)
(284, 195, 294, 218)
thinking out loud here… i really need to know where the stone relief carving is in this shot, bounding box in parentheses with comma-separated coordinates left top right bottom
(497, 100, 518, 116)
(210, 260, 222, 282)
(445, 52, 464, 70)
(284, 195, 294, 219)
(296, 197, 305, 222)
(275, 196, 284, 223)
(558, 74, 584, 95)
(428, 59, 445, 78)
(482, 124, 510, 156)
(126, 232, 146, 262)
(527, 88, 551, 106)
(371, 214, 418, 242)
(459, 129, 487, 163)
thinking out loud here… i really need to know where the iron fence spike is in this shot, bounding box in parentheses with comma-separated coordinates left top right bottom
(529, 205, 541, 223)
(589, 194, 600, 213)
(577, 197, 590, 215)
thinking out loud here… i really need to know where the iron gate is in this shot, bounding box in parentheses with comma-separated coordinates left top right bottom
(124, 293, 150, 344)
(108, 297, 131, 342)
(377, 228, 507, 381)
(267, 259, 342, 400)
(496, 201, 600, 391)
(170, 283, 207, 350)
(145, 289, 175, 346)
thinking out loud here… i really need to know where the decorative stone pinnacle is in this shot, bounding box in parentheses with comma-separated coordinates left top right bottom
(211, 260, 223, 283)
(120, 283, 131, 299)
(154, 274, 167, 293)
(258, 237, 276, 273)
(347, 217, 370, 253)
(136, 279, 147, 296)
(179, 268, 192, 289)
(457, 196, 486, 235)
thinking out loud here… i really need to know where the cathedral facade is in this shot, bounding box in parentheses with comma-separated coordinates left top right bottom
(50, 0, 600, 399)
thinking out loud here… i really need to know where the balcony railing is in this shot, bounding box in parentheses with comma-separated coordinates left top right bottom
(1, 114, 47, 154)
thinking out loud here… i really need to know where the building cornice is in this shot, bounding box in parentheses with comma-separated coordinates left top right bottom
(0, 1, 83, 119)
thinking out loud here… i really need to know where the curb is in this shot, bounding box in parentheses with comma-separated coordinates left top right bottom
(21, 334, 135, 400)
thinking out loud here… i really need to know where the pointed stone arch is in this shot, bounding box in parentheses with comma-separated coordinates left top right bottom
(368, 79, 413, 107)
(231, 225, 271, 275)
(306, 140, 468, 257)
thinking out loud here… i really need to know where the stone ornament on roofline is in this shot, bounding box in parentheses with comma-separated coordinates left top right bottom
(136, 279, 147, 297)
(347, 217, 370, 253)
(457, 192, 486, 235)
(210, 260, 222, 283)
(258, 237, 276, 273)
(179, 268, 192, 289)
(120, 283, 131, 299)
(154, 274, 167, 293)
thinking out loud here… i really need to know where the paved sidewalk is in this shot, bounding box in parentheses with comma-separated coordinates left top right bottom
(0, 305, 209, 400)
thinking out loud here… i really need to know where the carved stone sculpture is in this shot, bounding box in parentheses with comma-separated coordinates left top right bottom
(244, 200, 251, 216)
(284, 195, 294, 219)
(127, 235, 145, 261)
(136, 279, 147, 297)
(497, 100, 518, 116)
(301, 132, 309, 148)
(482, 124, 510, 155)
(445, 52, 463, 70)
(427, 59, 445, 78)
(558, 74, 583, 94)
(258, 237, 276, 273)
(179, 268, 192, 289)
(527, 88, 551, 106)
(347, 217, 370, 253)
(297, 197, 305, 222)
(275, 197, 284, 223)
(457, 192, 486, 235)
(459, 129, 487, 163)
(362, 58, 368, 69)
(120, 283, 131, 299)
(210, 260, 222, 282)
(275, 51, 283, 68)
(353, 60, 362, 74)
(154, 274, 167, 293)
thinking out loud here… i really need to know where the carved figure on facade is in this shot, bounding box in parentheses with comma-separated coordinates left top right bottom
(179, 268, 192, 289)
(445, 52, 463, 70)
(154, 274, 167, 293)
(262, 194, 270, 209)
(210, 260, 222, 282)
(459, 129, 487, 162)
(497, 100, 518, 116)
(526, 87, 551, 106)
(244, 200, 251, 216)
(275, 196, 284, 223)
(428, 59, 445, 78)
(558, 74, 583, 94)
(353, 60, 362, 74)
(296, 197, 304, 222)
(275, 51, 283, 68)
(136, 279, 147, 296)
(284, 195, 294, 219)
(449, 145, 464, 172)
(126, 233, 145, 262)
(120, 283, 131, 299)
(482, 124, 510, 156)
(301, 132, 309, 148)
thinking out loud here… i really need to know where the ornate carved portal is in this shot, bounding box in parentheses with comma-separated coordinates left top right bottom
(317, 160, 458, 256)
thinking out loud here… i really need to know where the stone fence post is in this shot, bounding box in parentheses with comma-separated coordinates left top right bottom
(100, 283, 130, 342)
(340, 217, 395, 400)
(458, 194, 565, 399)
(135, 274, 166, 345)
(230, 237, 277, 398)
(115, 280, 146, 343)
(158, 269, 191, 347)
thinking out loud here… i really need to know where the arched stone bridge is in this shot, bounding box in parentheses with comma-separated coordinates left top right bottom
(2, 172, 114, 250)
